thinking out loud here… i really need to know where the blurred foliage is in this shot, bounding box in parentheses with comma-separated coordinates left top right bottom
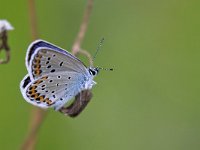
(0, 0, 200, 149)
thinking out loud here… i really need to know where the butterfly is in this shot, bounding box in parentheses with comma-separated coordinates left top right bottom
(20, 40, 99, 111)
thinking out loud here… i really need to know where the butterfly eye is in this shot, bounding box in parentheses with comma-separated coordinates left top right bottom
(89, 68, 97, 76)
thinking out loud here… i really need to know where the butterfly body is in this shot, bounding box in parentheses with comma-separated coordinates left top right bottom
(20, 40, 98, 110)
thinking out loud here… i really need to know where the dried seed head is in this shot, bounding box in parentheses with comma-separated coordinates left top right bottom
(0, 20, 14, 34)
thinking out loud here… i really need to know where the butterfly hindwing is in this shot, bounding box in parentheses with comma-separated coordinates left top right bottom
(20, 72, 85, 109)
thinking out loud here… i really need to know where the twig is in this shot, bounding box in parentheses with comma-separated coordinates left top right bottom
(59, 90, 93, 117)
(72, 0, 94, 58)
(59, 0, 94, 117)
(28, 0, 38, 40)
(0, 30, 10, 64)
(79, 49, 93, 66)
(21, 109, 47, 150)
(21, 0, 46, 150)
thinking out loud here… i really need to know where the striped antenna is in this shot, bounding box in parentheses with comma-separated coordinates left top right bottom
(92, 37, 105, 62)
(92, 38, 114, 71)
(97, 67, 114, 71)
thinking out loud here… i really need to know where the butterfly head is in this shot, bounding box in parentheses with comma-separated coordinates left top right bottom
(88, 67, 113, 77)
(88, 67, 99, 76)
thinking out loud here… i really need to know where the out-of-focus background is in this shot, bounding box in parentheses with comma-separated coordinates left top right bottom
(0, 0, 200, 149)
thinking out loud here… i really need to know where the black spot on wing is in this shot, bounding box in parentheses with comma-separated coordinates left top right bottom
(50, 69, 55, 73)
(22, 76, 31, 88)
(60, 62, 63, 66)
(27, 41, 67, 65)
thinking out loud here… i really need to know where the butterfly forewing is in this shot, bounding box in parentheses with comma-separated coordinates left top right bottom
(27, 40, 88, 80)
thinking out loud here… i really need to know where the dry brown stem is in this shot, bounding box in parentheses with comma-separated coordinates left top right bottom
(59, 90, 93, 117)
(0, 30, 11, 64)
(28, 0, 39, 40)
(21, 0, 46, 150)
(59, 0, 94, 117)
(21, 109, 47, 150)
(72, 0, 94, 57)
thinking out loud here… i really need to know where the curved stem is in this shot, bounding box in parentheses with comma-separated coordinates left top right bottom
(21, 0, 46, 150)
(72, 0, 94, 56)
(59, 0, 94, 117)
(21, 109, 47, 150)
(78, 49, 93, 66)
(28, 0, 39, 40)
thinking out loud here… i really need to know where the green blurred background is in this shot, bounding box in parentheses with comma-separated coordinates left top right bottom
(1, 0, 200, 149)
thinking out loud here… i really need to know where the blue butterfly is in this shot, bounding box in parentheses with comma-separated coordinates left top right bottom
(20, 40, 99, 110)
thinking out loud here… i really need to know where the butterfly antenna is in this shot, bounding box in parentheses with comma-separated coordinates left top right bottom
(92, 37, 105, 62)
(97, 67, 114, 71)
(92, 38, 114, 71)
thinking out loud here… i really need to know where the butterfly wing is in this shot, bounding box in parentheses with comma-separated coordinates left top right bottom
(26, 40, 88, 80)
(21, 40, 95, 110)
(20, 71, 86, 110)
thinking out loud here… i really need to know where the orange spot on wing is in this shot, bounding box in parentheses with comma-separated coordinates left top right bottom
(34, 59, 41, 64)
(33, 68, 41, 75)
(36, 54, 42, 59)
(33, 93, 40, 99)
(34, 79, 43, 85)
(39, 95, 45, 102)
(42, 76, 48, 80)
(45, 98, 54, 106)
(29, 85, 37, 90)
